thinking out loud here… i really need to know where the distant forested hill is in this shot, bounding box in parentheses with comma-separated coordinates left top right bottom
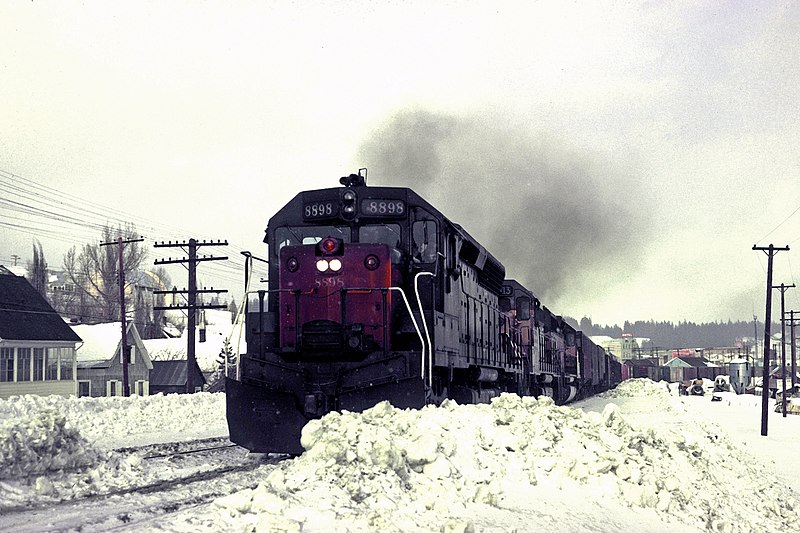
(563, 316, 779, 349)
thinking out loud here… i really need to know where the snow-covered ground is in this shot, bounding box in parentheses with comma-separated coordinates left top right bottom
(1, 380, 799, 532)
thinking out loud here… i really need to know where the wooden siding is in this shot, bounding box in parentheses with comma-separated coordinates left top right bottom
(0, 380, 76, 400)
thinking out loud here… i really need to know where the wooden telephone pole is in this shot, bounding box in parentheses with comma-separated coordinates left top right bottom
(99, 236, 145, 397)
(773, 283, 794, 417)
(785, 310, 799, 391)
(154, 239, 228, 393)
(752, 244, 790, 435)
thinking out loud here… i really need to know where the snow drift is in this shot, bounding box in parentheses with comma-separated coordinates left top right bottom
(213, 380, 798, 532)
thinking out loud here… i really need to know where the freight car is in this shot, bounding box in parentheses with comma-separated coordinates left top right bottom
(226, 171, 621, 453)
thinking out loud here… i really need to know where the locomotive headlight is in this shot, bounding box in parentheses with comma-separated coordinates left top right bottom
(328, 258, 342, 272)
(342, 190, 356, 202)
(316, 259, 329, 272)
(286, 257, 299, 273)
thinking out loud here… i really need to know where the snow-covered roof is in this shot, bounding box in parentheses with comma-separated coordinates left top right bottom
(70, 322, 151, 369)
(142, 310, 245, 372)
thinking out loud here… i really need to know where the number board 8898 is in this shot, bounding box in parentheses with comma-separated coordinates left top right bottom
(360, 199, 405, 217)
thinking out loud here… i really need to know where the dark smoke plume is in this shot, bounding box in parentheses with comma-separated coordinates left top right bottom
(357, 109, 651, 306)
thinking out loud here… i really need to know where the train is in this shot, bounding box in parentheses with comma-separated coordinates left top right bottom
(226, 171, 622, 453)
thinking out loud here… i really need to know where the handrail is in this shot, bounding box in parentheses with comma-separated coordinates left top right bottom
(414, 272, 434, 388)
(389, 287, 427, 381)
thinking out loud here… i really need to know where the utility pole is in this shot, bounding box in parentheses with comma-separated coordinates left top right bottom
(773, 283, 794, 417)
(753, 314, 759, 368)
(153, 239, 228, 393)
(10, 254, 20, 266)
(752, 244, 790, 436)
(785, 310, 799, 391)
(100, 236, 145, 397)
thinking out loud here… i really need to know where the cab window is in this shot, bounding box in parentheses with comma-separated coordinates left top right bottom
(359, 224, 402, 248)
(412, 220, 438, 263)
(516, 297, 531, 320)
(274, 226, 350, 251)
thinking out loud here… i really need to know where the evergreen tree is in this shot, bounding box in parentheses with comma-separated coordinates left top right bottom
(228, 298, 238, 321)
(26, 240, 48, 298)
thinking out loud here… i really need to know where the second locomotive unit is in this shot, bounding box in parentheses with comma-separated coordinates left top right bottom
(226, 171, 621, 453)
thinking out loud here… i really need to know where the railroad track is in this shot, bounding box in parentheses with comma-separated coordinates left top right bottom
(0, 438, 286, 532)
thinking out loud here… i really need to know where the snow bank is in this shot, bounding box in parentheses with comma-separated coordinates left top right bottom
(0, 392, 227, 449)
(0, 409, 103, 479)
(214, 380, 799, 532)
(0, 392, 228, 508)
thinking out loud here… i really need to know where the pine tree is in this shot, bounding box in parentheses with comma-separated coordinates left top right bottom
(26, 240, 48, 298)
(228, 298, 238, 321)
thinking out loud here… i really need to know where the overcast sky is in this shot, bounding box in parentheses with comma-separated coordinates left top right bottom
(1, 1, 799, 327)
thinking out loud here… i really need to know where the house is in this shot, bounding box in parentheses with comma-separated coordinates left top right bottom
(70, 322, 153, 397)
(0, 273, 82, 399)
(150, 360, 206, 395)
(663, 356, 721, 382)
(622, 357, 662, 381)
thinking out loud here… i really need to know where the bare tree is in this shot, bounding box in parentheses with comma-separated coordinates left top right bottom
(63, 224, 147, 323)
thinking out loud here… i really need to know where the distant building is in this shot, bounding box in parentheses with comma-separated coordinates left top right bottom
(591, 334, 651, 361)
(663, 356, 721, 382)
(622, 357, 662, 381)
(0, 273, 82, 399)
(70, 322, 153, 397)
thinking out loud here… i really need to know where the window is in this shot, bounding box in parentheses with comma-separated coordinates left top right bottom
(59, 349, 73, 380)
(0, 348, 13, 382)
(134, 380, 149, 396)
(412, 220, 438, 263)
(274, 226, 351, 251)
(33, 348, 45, 381)
(46, 349, 59, 380)
(107, 380, 120, 397)
(78, 380, 91, 397)
(119, 344, 136, 365)
(17, 348, 31, 382)
(359, 224, 402, 248)
(516, 297, 531, 321)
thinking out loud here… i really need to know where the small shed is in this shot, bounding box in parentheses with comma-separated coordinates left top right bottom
(150, 360, 206, 395)
(622, 357, 661, 381)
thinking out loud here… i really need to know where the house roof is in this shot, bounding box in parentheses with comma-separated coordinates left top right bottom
(0, 274, 82, 342)
(150, 360, 206, 387)
(70, 321, 152, 369)
(625, 357, 660, 367)
(665, 356, 719, 368)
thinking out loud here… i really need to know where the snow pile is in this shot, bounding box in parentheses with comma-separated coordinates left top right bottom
(0, 409, 103, 479)
(601, 378, 673, 399)
(0, 392, 226, 448)
(213, 387, 799, 532)
(0, 392, 228, 509)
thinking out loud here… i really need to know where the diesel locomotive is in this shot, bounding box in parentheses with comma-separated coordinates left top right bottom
(226, 171, 621, 453)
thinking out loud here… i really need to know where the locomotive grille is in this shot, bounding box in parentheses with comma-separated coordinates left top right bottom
(301, 320, 342, 351)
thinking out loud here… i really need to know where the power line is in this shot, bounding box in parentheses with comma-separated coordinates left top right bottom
(756, 202, 800, 244)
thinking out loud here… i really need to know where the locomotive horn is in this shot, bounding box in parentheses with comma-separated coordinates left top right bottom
(339, 173, 366, 187)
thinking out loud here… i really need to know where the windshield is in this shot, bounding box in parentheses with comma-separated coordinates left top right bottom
(359, 224, 402, 247)
(274, 226, 351, 251)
